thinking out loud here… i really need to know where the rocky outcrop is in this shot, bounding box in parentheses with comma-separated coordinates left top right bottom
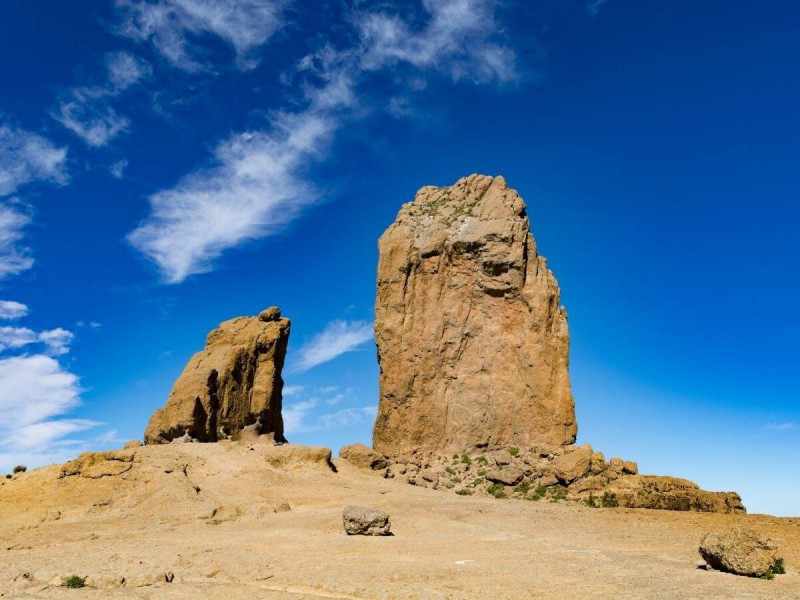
(700, 527, 780, 577)
(144, 308, 290, 444)
(380, 444, 745, 514)
(339, 443, 388, 470)
(373, 175, 576, 455)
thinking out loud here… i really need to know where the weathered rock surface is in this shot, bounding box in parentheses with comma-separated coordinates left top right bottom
(382, 445, 746, 514)
(699, 527, 779, 577)
(144, 308, 290, 444)
(609, 476, 745, 514)
(373, 175, 576, 455)
(339, 443, 388, 471)
(342, 505, 392, 536)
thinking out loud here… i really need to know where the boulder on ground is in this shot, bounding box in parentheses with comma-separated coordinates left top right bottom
(339, 444, 388, 470)
(144, 308, 290, 444)
(699, 527, 778, 577)
(124, 440, 142, 449)
(551, 444, 593, 484)
(343, 505, 391, 536)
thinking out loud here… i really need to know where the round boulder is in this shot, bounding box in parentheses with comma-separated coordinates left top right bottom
(699, 527, 778, 577)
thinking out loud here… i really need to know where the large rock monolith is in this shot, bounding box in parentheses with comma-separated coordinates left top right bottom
(144, 307, 290, 444)
(373, 175, 577, 455)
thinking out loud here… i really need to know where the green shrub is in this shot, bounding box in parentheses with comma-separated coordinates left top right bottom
(471, 477, 484, 487)
(63, 575, 86, 588)
(452, 453, 459, 459)
(451, 476, 462, 483)
(476, 456, 488, 466)
(514, 482, 531, 495)
(586, 492, 597, 508)
(772, 557, 786, 575)
(455, 489, 473, 496)
(762, 570, 775, 581)
(508, 447, 519, 457)
(12, 465, 26, 474)
(460, 454, 472, 466)
(550, 485, 568, 502)
(487, 483, 506, 499)
(477, 469, 486, 477)
(445, 466, 454, 475)
(600, 492, 619, 508)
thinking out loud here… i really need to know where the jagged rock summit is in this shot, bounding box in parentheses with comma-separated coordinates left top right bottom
(144, 307, 290, 444)
(373, 174, 577, 455)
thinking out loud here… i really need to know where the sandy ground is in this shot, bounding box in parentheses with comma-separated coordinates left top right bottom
(0, 441, 798, 599)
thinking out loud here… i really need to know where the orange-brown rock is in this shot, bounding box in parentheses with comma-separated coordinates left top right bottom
(144, 307, 290, 444)
(373, 175, 577, 455)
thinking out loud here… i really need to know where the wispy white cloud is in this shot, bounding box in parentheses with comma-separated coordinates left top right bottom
(128, 109, 337, 282)
(128, 0, 514, 283)
(0, 124, 68, 197)
(356, 0, 517, 83)
(109, 159, 128, 179)
(54, 51, 151, 147)
(291, 320, 373, 374)
(0, 300, 28, 320)
(283, 384, 304, 396)
(587, 0, 612, 17)
(115, 0, 289, 71)
(0, 325, 74, 356)
(0, 201, 33, 279)
(764, 422, 797, 432)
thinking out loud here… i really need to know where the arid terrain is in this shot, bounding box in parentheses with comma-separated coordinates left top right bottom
(0, 441, 797, 599)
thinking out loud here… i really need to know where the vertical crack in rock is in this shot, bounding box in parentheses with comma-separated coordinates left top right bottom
(373, 175, 577, 455)
(144, 307, 290, 444)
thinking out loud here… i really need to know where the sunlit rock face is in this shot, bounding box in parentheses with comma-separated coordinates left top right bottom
(373, 175, 577, 455)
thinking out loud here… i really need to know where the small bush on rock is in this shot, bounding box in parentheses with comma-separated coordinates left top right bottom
(772, 557, 786, 575)
(600, 492, 619, 508)
(13, 465, 26, 474)
(508, 447, 519, 457)
(461, 454, 472, 466)
(63, 575, 86, 588)
(487, 483, 506, 498)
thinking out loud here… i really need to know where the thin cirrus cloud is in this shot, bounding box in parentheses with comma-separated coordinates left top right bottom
(114, 0, 289, 72)
(291, 320, 374, 374)
(127, 0, 515, 283)
(0, 122, 69, 279)
(282, 386, 377, 436)
(54, 51, 152, 148)
(0, 123, 68, 197)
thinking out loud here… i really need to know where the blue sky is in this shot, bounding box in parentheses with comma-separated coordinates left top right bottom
(0, 0, 798, 516)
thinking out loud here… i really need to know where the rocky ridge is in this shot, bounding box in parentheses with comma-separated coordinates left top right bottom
(342, 443, 745, 514)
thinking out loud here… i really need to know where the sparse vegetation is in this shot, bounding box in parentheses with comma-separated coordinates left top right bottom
(471, 477, 484, 487)
(769, 557, 786, 577)
(600, 492, 619, 508)
(761, 570, 775, 581)
(452, 453, 459, 460)
(476, 456, 488, 466)
(460, 454, 472, 466)
(13, 465, 26, 474)
(63, 575, 86, 588)
(514, 481, 531, 495)
(487, 483, 506, 499)
(455, 489, 473, 496)
(477, 469, 486, 477)
(550, 485, 568, 502)
(451, 476, 462, 484)
(508, 447, 519, 457)
(526, 485, 547, 501)
(445, 466, 454, 475)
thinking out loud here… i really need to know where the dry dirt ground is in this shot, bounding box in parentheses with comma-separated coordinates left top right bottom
(0, 441, 798, 599)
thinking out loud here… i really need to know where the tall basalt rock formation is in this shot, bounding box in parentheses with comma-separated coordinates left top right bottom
(373, 175, 577, 455)
(144, 307, 290, 444)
